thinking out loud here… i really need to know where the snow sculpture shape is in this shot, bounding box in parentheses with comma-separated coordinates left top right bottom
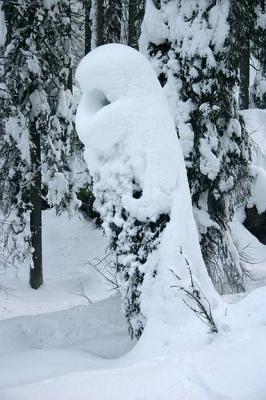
(76, 44, 219, 342)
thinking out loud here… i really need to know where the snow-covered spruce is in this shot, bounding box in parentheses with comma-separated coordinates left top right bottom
(0, 1, 88, 280)
(76, 44, 220, 339)
(251, 1, 266, 109)
(140, 0, 251, 294)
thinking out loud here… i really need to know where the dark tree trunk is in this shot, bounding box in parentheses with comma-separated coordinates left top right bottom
(85, 0, 92, 54)
(67, 2, 73, 92)
(128, 0, 136, 47)
(29, 123, 43, 289)
(96, 0, 104, 47)
(244, 206, 266, 245)
(67, 68, 73, 92)
(239, 41, 250, 110)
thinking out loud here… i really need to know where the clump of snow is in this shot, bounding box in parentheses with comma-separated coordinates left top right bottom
(46, 172, 69, 207)
(139, 0, 168, 49)
(76, 44, 182, 221)
(76, 43, 221, 350)
(4, 113, 30, 163)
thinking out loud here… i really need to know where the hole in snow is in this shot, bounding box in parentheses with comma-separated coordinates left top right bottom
(133, 189, 143, 199)
(132, 178, 143, 199)
(87, 89, 110, 113)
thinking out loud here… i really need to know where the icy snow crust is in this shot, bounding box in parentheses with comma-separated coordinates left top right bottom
(76, 44, 221, 352)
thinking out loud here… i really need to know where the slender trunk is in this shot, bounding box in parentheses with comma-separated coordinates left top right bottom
(67, 68, 73, 92)
(67, 2, 73, 92)
(128, 0, 136, 47)
(85, 0, 92, 54)
(29, 123, 43, 289)
(96, 0, 104, 47)
(239, 41, 250, 110)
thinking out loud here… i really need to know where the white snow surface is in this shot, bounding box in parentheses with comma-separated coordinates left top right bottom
(0, 198, 266, 399)
(0, 286, 266, 400)
(0, 209, 110, 320)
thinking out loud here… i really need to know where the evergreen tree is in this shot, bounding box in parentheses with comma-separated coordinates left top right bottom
(235, 1, 258, 110)
(84, 0, 92, 54)
(251, 0, 266, 108)
(140, 0, 251, 294)
(0, 1, 83, 286)
(128, 0, 145, 48)
(104, 0, 122, 44)
(89, 0, 144, 49)
(91, 0, 104, 48)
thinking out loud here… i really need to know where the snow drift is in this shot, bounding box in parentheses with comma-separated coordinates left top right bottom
(76, 44, 221, 352)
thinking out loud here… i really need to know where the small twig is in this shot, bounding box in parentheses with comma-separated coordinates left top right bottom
(170, 249, 218, 334)
(240, 242, 266, 266)
(71, 279, 93, 304)
(85, 253, 120, 291)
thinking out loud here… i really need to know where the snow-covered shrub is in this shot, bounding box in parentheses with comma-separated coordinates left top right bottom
(140, 0, 251, 294)
(76, 44, 219, 339)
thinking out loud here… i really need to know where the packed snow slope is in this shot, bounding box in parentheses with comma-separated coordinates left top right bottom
(0, 199, 266, 399)
(0, 286, 266, 400)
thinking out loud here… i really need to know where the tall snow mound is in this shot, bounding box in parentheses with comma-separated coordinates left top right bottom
(76, 44, 180, 221)
(76, 44, 220, 352)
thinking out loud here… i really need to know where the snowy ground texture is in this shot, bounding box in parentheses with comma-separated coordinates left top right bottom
(0, 209, 110, 319)
(0, 210, 266, 399)
(1, 110, 266, 400)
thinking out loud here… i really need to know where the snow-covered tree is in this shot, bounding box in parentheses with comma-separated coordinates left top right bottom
(76, 44, 220, 339)
(0, 0, 84, 287)
(90, 0, 104, 48)
(237, 2, 253, 109)
(104, 0, 122, 44)
(127, 0, 145, 48)
(251, 1, 266, 108)
(140, 0, 251, 294)
(89, 0, 144, 49)
(83, 0, 92, 54)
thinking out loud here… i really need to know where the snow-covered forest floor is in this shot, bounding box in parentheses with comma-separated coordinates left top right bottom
(0, 109, 266, 400)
